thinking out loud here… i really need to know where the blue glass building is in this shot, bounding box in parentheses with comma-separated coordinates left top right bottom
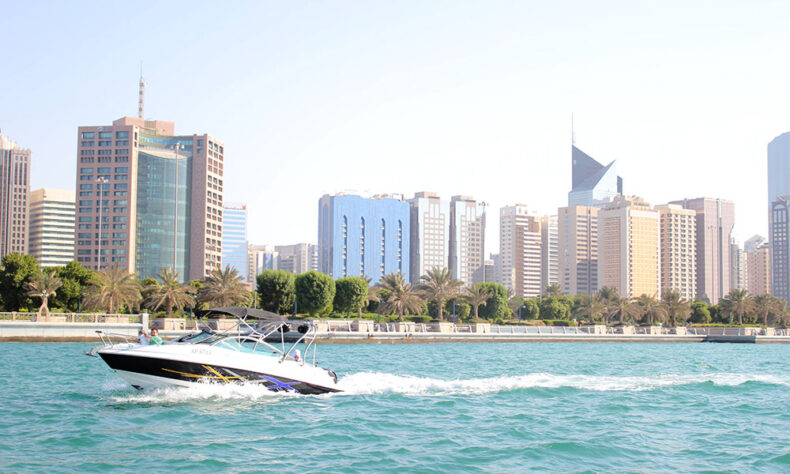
(568, 145, 623, 207)
(222, 202, 249, 281)
(318, 194, 410, 284)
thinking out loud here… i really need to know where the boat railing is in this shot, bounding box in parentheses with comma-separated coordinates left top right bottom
(94, 330, 136, 346)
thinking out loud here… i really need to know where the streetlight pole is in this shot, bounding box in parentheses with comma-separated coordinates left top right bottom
(173, 143, 181, 273)
(96, 177, 108, 271)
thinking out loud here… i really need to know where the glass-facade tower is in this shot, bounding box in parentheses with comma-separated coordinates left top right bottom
(222, 202, 249, 281)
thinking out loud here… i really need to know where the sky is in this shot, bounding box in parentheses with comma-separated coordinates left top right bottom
(2, 0, 789, 253)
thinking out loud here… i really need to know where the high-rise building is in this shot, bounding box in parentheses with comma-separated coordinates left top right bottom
(248, 244, 277, 282)
(28, 189, 75, 267)
(449, 195, 486, 285)
(276, 243, 318, 275)
(557, 205, 599, 295)
(473, 258, 496, 283)
(744, 234, 767, 252)
(730, 240, 746, 291)
(222, 202, 248, 281)
(540, 214, 559, 294)
(598, 196, 660, 299)
(746, 241, 770, 296)
(768, 132, 790, 212)
(74, 117, 224, 281)
(0, 134, 31, 258)
(408, 191, 450, 283)
(318, 193, 409, 283)
(770, 197, 790, 302)
(656, 204, 696, 300)
(670, 197, 735, 304)
(499, 205, 543, 298)
(568, 145, 623, 207)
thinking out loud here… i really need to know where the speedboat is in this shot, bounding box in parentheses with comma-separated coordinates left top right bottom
(92, 306, 341, 394)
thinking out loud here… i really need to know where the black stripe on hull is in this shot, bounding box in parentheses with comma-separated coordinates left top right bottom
(99, 352, 340, 395)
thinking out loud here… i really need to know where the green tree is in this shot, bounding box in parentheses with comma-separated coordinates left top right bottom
(84, 267, 142, 314)
(295, 271, 336, 316)
(334, 277, 368, 316)
(689, 300, 711, 324)
(464, 284, 492, 321)
(544, 283, 562, 297)
(521, 298, 540, 320)
(198, 266, 249, 308)
(574, 293, 607, 324)
(540, 296, 571, 320)
(633, 294, 667, 326)
(661, 289, 691, 327)
(142, 268, 196, 316)
(598, 286, 620, 302)
(25, 270, 62, 317)
(418, 267, 463, 321)
(476, 282, 510, 320)
(0, 253, 39, 311)
(606, 297, 638, 324)
(256, 270, 296, 315)
(752, 294, 784, 326)
(377, 273, 424, 321)
(720, 289, 751, 325)
(48, 261, 96, 312)
(362, 276, 381, 315)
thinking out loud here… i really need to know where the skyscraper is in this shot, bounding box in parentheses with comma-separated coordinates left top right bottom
(499, 205, 542, 298)
(540, 214, 559, 294)
(746, 241, 770, 296)
(656, 204, 697, 300)
(449, 195, 486, 285)
(670, 197, 735, 304)
(557, 205, 599, 295)
(248, 244, 277, 282)
(767, 132, 790, 211)
(276, 243, 318, 274)
(0, 133, 31, 258)
(28, 189, 75, 267)
(74, 116, 224, 281)
(568, 145, 623, 207)
(770, 197, 790, 303)
(408, 191, 450, 283)
(318, 193, 409, 284)
(222, 202, 248, 281)
(598, 196, 660, 299)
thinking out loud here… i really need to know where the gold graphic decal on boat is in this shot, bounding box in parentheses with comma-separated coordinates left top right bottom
(161, 365, 243, 381)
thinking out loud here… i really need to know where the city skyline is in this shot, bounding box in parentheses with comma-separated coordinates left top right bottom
(3, 2, 790, 252)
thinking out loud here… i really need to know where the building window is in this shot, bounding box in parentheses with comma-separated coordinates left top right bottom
(81, 132, 95, 139)
(116, 131, 129, 138)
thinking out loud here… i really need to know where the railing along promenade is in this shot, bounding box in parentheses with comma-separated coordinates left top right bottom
(0, 313, 788, 342)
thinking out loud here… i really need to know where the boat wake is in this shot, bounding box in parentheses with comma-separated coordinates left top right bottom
(104, 372, 789, 403)
(336, 372, 790, 396)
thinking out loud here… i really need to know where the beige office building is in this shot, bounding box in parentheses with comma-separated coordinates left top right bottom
(408, 192, 450, 283)
(746, 243, 770, 296)
(275, 243, 318, 274)
(656, 204, 696, 300)
(0, 133, 31, 258)
(74, 116, 224, 281)
(598, 196, 660, 299)
(449, 196, 486, 285)
(558, 205, 599, 295)
(29, 189, 75, 267)
(499, 205, 543, 298)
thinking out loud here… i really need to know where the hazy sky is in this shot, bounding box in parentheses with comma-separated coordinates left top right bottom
(3, 1, 789, 252)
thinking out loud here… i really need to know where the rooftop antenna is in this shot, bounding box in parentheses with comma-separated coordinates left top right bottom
(138, 63, 145, 119)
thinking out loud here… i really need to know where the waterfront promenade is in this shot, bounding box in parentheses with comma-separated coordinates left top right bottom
(1, 312, 788, 343)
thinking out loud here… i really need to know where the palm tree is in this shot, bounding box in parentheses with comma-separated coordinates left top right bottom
(544, 284, 562, 297)
(598, 286, 620, 302)
(25, 270, 62, 318)
(359, 276, 380, 318)
(464, 285, 492, 321)
(143, 267, 196, 316)
(752, 294, 784, 327)
(574, 293, 607, 324)
(661, 289, 691, 327)
(198, 266, 249, 307)
(720, 289, 751, 325)
(633, 294, 668, 326)
(606, 297, 638, 324)
(377, 273, 424, 321)
(84, 267, 142, 314)
(418, 267, 463, 321)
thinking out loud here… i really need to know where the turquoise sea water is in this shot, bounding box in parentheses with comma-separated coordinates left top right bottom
(1, 342, 789, 472)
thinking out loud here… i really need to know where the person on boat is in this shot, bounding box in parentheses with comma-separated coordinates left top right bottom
(138, 329, 149, 345)
(149, 328, 163, 345)
(293, 349, 301, 362)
